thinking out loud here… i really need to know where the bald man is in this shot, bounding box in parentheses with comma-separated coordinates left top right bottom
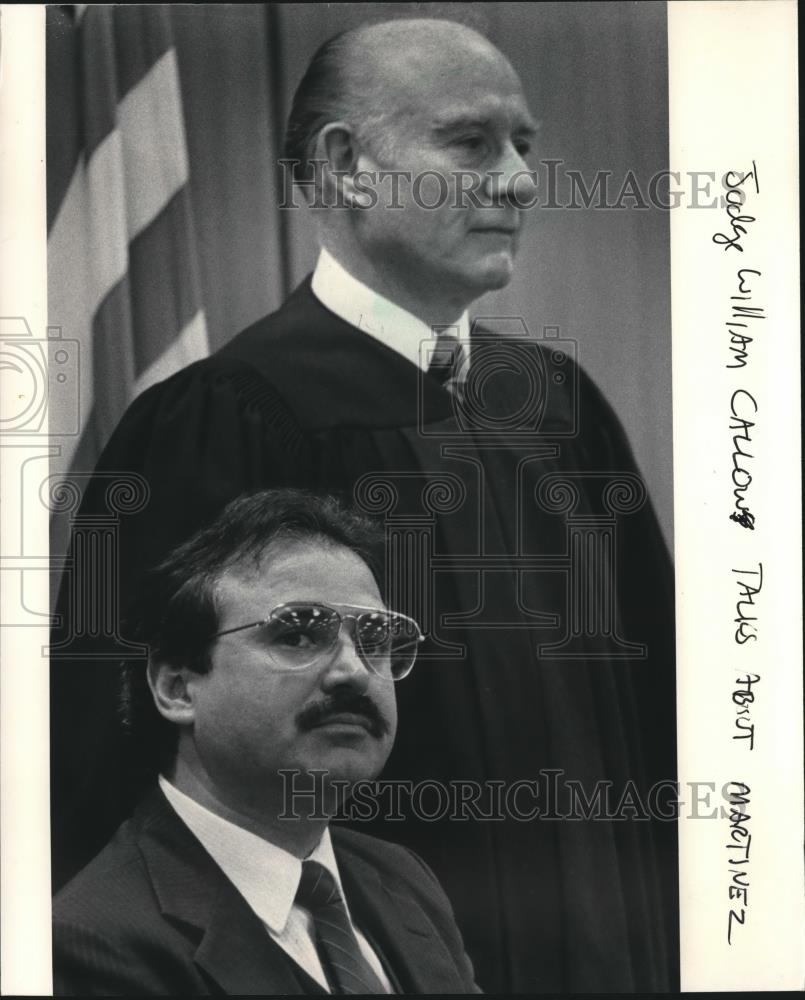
(285, 18, 537, 325)
(52, 18, 678, 993)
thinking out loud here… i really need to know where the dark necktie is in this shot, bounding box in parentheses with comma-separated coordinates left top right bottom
(427, 328, 467, 396)
(296, 859, 387, 995)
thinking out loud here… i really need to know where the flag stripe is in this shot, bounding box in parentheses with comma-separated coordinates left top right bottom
(85, 128, 129, 301)
(127, 187, 204, 377)
(47, 162, 101, 459)
(111, 6, 173, 101)
(53, 182, 208, 472)
(89, 273, 137, 445)
(48, 44, 194, 401)
(46, 6, 84, 231)
(78, 7, 121, 159)
(50, 46, 192, 331)
(80, 6, 175, 159)
(46, 6, 210, 509)
(133, 310, 208, 399)
(116, 48, 190, 240)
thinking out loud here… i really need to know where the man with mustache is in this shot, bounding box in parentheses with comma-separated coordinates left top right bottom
(52, 15, 677, 993)
(53, 488, 478, 995)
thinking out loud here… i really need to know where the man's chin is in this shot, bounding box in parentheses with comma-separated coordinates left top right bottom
(471, 254, 516, 291)
(325, 759, 383, 790)
(298, 739, 389, 786)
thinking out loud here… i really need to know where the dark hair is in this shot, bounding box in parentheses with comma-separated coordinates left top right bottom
(120, 488, 384, 780)
(283, 29, 355, 185)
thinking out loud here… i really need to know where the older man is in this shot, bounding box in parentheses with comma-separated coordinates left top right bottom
(53, 489, 478, 995)
(52, 18, 677, 992)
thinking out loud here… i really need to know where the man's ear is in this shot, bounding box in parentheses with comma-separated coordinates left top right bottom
(147, 657, 197, 727)
(313, 122, 377, 209)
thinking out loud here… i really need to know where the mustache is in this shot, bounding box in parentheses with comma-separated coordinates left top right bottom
(296, 693, 390, 739)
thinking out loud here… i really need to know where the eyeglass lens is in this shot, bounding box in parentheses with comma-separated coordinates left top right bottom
(264, 605, 418, 679)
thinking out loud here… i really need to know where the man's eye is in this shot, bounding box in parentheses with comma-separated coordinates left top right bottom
(454, 135, 485, 151)
(361, 634, 392, 654)
(271, 627, 317, 650)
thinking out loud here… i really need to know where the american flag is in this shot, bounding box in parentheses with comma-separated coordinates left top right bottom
(46, 5, 209, 486)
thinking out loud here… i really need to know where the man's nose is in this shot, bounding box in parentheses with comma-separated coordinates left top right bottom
(319, 628, 372, 693)
(485, 143, 536, 204)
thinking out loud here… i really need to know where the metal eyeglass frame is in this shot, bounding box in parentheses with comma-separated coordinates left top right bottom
(207, 601, 425, 680)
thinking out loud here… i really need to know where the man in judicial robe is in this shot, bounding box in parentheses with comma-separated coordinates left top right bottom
(52, 18, 678, 993)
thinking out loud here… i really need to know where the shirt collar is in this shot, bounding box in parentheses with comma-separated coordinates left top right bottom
(311, 247, 470, 371)
(158, 775, 345, 935)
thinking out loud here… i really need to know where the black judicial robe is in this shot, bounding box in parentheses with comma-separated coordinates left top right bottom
(51, 279, 678, 993)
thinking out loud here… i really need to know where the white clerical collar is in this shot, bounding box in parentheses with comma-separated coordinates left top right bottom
(158, 775, 347, 935)
(311, 247, 470, 371)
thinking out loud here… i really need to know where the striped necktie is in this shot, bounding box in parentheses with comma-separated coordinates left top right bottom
(427, 329, 467, 397)
(296, 859, 387, 995)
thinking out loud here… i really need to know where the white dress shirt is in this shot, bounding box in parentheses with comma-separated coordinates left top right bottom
(159, 776, 393, 993)
(311, 247, 471, 371)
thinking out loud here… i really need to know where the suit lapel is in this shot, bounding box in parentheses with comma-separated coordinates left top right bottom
(194, 877, 324, 995)
(136, 788, 320, 995)
(135, 788, 467, 993)
(337, 844, 462, 994)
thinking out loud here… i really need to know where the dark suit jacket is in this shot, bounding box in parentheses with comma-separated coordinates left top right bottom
(52, 788, 479, 995)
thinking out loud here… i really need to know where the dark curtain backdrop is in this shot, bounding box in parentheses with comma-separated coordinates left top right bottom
(48, 2, 672, 545)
